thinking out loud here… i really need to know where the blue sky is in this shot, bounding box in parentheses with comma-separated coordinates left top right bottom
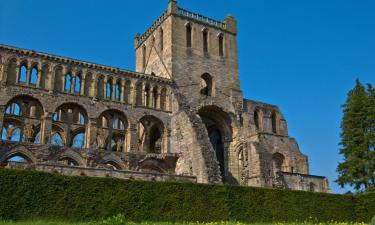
(1, 0, 374, 193)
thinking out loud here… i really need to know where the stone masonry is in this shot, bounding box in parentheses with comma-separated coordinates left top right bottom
(0, 0, 329, 192)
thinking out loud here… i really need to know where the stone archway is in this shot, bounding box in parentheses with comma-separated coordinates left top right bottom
(198, 106, 232, 182)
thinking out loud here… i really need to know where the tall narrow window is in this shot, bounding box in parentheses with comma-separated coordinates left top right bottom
(142, 45, 147, 70)
(19, 65, 27, 83)
(218, 34, 224, 56)
(106, 80, 112, 99)
(203, 29, 208, 53)
(115, 81, 120, 101)
(254, 110, 260, 130)
(160, 28, 164, 51)
(186, 23, 192, 48)
(74, 76, 81, 93)
(271, 111, 277, 134)
(64, 73, 72, 91)
(30, 67, 38, 85)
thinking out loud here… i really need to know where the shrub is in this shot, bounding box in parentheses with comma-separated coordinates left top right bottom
(0, 168, 369, 223)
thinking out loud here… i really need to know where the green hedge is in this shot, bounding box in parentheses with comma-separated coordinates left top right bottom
(0, 168, 372, 223)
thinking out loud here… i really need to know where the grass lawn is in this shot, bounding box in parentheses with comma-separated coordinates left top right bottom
(0, 221, 369, 225)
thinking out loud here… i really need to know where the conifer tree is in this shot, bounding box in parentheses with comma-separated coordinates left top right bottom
(336, 79, 375, 190)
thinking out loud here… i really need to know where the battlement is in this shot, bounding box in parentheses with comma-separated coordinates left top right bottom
(177, 7, 226, 30)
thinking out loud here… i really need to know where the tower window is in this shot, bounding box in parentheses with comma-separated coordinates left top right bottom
(186, 23, 192, 48)
(160, 28, 164, 51)
(218, 34, 224, 56)
(271, 111, 277, 134)
(142, 45, 146, 70)
(203, 29, 208, 53)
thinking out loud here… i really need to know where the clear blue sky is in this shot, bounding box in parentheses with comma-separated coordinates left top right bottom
(1, 0, 374, 194)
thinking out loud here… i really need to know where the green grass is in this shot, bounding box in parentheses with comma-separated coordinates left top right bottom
(0, 222, 370, 225)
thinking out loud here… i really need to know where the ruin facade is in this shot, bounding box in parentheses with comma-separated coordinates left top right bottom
(0, 0, 330, 192)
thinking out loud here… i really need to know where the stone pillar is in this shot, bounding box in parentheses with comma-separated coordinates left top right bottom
(80, 73, 86, 96)
(40, 112, 53, 144)
(130, 80, 137, 106)
(129, 123, 138, 152)
(120, 79, 125, 103)
(0, 105, 5, 135)
(0, 60, 4, 82)
(48, 65, 55, 93)
(103, 76, 108, 99)
(15, 60, 20, 84)
(107, 119, 113, 152)
(111, 79, 117, 101)
(36, 65, 42, 88)
(156, 88, 161, 110)
(70, 71, 76, 93)
(86, 118, 98, 148)
(91, 73, 97, 98)
(149, 85, 154, 108)
(141, 82, 146, 106)
(25, 62, 31, 85)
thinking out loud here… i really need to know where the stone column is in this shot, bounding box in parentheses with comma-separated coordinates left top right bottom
(0, 105, 5, 135)
(130, 80, 137, 106)
(48, 65, 55, 93)
(141, 82, 146, 106)
(103, 76, 108, 99)
(25, 62, 31, 85)
(80, 73, 86, 96)
(129, 123, 138, 152)
(149, 85, 154, 108)
(70, 71, 76, 93)
(91, 73, 97, 98)
(36, 65, 42, 88)
(111, 79, 117, 101)
(40, 112, 53, 144)
(120, 79, 125, 103)
(15, 60, 20, 84)
(156, 88, 161, 110)
(86, 118, 98, 148)
(0, 60, 4, 82)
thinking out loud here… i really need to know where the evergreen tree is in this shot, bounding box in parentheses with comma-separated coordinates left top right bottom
(336, 79, 375, 190)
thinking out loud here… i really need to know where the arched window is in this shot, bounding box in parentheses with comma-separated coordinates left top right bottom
(34, 131, 41, 144)
(160, 88, 167, 111)
(2, 96, 43, 144)
(19, 64, 27, 83)
(10, 128, 21, 142)
(144, 84, 151, 107)
(254, 110, 260, 130)
(203, 28, 208, 53)
(96, 76, 104, 99)
(186, 23, 192, 48)
(74, 75, 81, 93)
(271, 111, 277, 134)
(72, 132, 85, 149)
(160, 28, 164, 51)
(64, 73, 72, 91)
(115, 81, 121, 101)
(153, 87, 158, 108)
(52, 103, 87, 148)
(200, 73, 213, 96)
(5, 103, 21, 116)
(97, 110, 127, 151)
(30, 67, 38, 85)
(51, 132, 64, 146)
(218, 34, 224, 56)
(138, 115, 164, 153)
(106, 80, 112, 99)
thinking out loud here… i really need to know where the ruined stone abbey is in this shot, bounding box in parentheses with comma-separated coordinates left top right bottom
(0, 0, 329, 192)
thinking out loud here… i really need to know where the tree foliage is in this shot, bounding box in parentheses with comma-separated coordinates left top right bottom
(337, 79, 375, 191)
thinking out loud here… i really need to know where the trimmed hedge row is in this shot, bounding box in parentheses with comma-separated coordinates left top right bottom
(0, 168, 373, 223)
